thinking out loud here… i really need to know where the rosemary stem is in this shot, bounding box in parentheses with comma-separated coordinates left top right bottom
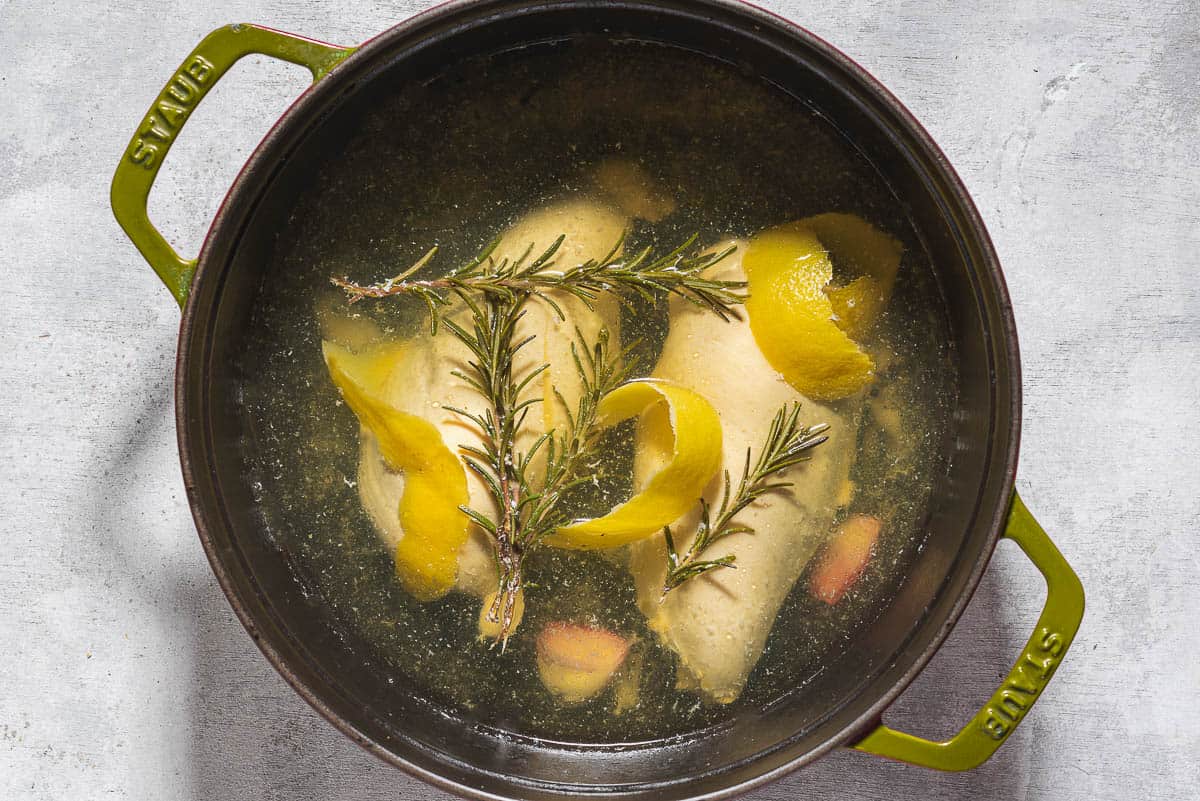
(331, 233, 745, 321)
(480, 295, 529, 647)
(659, 405, 829, 598)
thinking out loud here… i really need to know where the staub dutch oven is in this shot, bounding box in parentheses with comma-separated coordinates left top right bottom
(111, 1, 1085, 798)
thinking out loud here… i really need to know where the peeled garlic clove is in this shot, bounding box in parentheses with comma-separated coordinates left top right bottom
(536, 622, 631, 703)
(809, 514, 882, 605)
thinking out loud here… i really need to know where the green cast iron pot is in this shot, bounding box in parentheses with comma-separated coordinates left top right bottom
(110, 1, 1085, 798)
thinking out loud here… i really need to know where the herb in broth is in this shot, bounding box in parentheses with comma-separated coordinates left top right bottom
(660, 404, 830, 598)
(324, 200, 902, 705)
(331, 233, 742, 322)
(329, 234, 745, 645)
(239, 39, 956, 741)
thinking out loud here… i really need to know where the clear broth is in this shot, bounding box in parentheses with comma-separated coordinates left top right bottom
(237, 38, 958, 742)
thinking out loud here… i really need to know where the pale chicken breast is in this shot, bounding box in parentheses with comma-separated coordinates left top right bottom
(628, 241, 859, 703)
(355, 196, 628, 598)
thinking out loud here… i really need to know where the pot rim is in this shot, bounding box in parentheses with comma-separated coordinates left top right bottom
(176, 0, 1021, 797)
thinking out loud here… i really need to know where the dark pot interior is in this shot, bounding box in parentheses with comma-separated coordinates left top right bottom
(177, 1, 1019, 798)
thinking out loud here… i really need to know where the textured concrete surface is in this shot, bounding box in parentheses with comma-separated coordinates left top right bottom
(1, 1, 1197, 798)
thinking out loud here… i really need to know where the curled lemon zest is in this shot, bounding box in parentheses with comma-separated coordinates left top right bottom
(743, 214, 901, 401)
(323, 341, 470, 601)
(804, 212, 903, 339)
(546, 379, 722, 549)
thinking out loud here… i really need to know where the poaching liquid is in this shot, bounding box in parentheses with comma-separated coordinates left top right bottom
(236, 37, 958, 741)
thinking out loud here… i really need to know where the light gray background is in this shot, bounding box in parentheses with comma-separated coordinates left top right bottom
(1, 0, 1197, 798)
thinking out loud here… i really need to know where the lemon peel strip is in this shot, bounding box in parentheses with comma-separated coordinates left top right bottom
(804, 213, 903, 338)
(547, 379, 722, 549)
(743, 214, 901, 401)
(323, 341, 470, 601)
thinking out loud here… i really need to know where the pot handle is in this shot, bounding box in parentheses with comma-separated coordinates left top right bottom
(110, 24, 354, 307)
(850, 491, 1084, 770)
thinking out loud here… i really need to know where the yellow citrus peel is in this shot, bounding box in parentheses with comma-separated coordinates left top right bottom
(743, 214, 902, 401)
(547, 379, 722, 549)
(322, 341, 470, 601)
(805, 213, 903, 339)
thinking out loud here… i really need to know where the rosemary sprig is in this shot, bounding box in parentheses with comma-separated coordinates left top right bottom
(519, 327, 641, 546)
(331, 233, 744, 328)
(660, 404, 830, 600)
(443, 310, 638, 647)
(331, 231, 745, 645)
(438, 292, 539, 648)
